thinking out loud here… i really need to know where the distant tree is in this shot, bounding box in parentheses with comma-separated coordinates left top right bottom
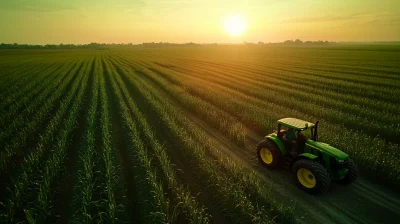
(283, 40, 294, 44)
(185, 42, 197, 45)
(294, 39, 303, 44)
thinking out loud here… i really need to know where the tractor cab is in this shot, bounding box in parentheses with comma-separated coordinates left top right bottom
(276, 118, 316, 154)
(257, 118, 358, 194)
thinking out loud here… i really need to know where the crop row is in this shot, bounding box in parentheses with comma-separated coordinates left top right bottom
(107, 55, 295, 223)
(145, 61, 400, 144)
(149, 55, 399, 106)
(73, 56, 100, 223)
(0, 61, 68, 113)
(0, 52, 85, 100)
(97, 55, 117, 222)
(0, 60, 78, 136)
(22, 58, 92, 223)
(1, 49, 398, 223)
(159, 57, 400, 109)
(113, 54, 400, 189)
(104, 56, 211, 223)
(0, 61, 84, 171)
(163, 58, 399, 116)
(233, 57, 400, 84)
(1, 58, 91, 223)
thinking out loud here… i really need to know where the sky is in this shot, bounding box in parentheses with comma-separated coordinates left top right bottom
(0, 0, 399, 44)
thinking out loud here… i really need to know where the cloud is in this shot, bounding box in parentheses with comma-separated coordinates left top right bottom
(282, 12, 368, 23)
(282, 11, 400, 30)
(1, 0, 76, 12)
(323, 11, 400, 31)
(350, 12, 400, 26)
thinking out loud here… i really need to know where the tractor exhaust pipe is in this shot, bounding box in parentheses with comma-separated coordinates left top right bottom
(314, 121, 319, 141)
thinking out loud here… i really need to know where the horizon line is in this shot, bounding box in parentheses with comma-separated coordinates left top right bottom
(2, 40, 400, 46)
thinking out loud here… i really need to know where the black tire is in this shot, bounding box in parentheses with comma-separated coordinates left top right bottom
(338, 159, 358, 184)
(292, 159, 331, 194)
(257, 139, 282, 169)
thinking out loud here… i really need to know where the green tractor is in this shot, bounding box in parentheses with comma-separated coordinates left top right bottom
(257, 118, 358, 194)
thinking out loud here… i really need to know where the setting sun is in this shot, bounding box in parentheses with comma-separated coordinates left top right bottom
(223, 15, 247, 37)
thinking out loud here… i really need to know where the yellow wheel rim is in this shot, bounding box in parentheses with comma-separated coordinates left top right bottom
(260, 148, 273, 164)
(297, 168, 316, 188)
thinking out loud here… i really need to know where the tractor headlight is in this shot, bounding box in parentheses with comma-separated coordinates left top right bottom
(334, 159, 347, 169)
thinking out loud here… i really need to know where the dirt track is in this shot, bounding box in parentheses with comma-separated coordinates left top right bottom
(140, 70, 400, 224)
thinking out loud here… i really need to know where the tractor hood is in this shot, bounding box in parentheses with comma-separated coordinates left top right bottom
(306, 140, 349, 160)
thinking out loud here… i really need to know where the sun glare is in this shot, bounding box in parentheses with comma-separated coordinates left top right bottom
(223, 15, 247, 36)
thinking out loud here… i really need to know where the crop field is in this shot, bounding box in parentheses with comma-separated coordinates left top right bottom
(1, 45, 400, 224)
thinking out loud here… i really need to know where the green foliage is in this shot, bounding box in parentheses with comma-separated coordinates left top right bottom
(0, 46, 399, 223)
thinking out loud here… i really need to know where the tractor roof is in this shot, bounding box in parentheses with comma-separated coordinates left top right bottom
(278, 118, 314, 130)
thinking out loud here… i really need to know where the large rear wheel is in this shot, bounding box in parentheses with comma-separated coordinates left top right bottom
(257, 139, 282, 169)
(292, 159, 331, 194)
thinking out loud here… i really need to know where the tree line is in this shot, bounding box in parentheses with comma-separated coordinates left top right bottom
(4, 40, 398, 49)
(0, 42, 203, 49)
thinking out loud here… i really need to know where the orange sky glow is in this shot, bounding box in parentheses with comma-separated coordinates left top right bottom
(0, 0, 399, 44)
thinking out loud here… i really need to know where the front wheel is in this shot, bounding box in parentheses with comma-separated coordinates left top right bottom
(257, 139, 282, 169)
(338, 159, 358, 184)
(292, 159, 331, 194)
